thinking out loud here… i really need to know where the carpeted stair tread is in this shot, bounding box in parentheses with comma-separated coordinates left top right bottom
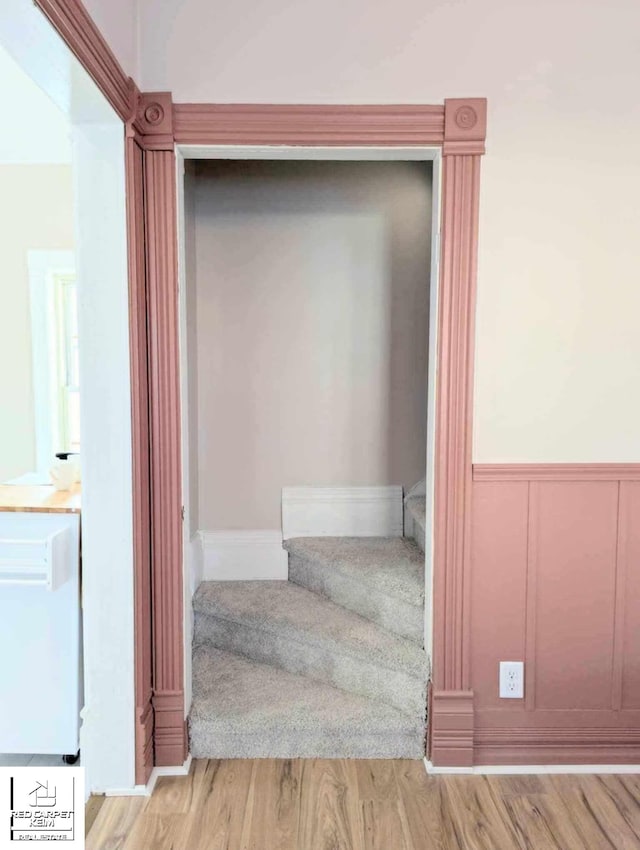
(189, 645, 425, 758)
(284, 537, 424, 642)
(194, 580, 428, 715)
(194, 580, 426, 678)
(284, 537, 423, 605)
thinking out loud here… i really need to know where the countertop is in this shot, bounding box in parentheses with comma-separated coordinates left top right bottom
(0, 483, 81, 514)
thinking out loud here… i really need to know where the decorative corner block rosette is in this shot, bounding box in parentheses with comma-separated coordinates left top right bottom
(443, 98, 487, 155)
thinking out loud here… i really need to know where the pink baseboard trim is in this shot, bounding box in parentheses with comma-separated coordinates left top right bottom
(430, 690, 475, 767)
(474, 727, 640, 765)
(173, 103, 446, 146)
(135, 703, 154, 780)
(474, 463, 640, 481)
(151, 692, 188, 768)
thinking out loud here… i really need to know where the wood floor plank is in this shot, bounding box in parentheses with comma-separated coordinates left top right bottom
(619, 774, 640, 806)
(87, 760, 640, 850)
(486, 774, 546, 796)
(123, 813, 188, 850)
(85, 795, 147, 850)
(360, 798, 408, 850)
(180, 759, 256, 850)
(392, 759, 445, 850)
(297, 759, 364, 850)
(355, 760, 408, 850)
(442, 776, 521, 850)
(488, 777, 587, 850)
(86, 794, 106, 838)
(596, 775, 640, 837)
(145, 773, 195, 815)
(564, 775, 640, 850)
(548, 775, 621, 850)
(240, 759, 302, 850)
(355, 760, 398, 801)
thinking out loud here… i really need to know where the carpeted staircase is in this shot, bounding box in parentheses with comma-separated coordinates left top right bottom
(189, 532, 428, 759)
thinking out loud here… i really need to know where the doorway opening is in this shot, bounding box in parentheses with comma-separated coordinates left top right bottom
(178, 147, 440, 758)
(0, 7, 136, 793)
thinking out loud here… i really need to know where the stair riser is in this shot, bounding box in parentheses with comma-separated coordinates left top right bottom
(189, 723, 425, 759)
(194, 614, 427, 717)
(412, 522, 425, 554)
(288, 554, 423, 643)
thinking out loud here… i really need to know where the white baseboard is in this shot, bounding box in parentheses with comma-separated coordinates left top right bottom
(424, 758, 640, 775)
(199, 530, 288, 581)
(186, 533, 203, 597)
(282, 486, 403, 539)
(104, 754, 193, 797)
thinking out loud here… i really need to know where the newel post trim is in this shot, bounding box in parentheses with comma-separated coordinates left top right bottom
(431, 98, 486, 767)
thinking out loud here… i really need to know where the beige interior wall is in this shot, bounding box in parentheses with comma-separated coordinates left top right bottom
(189, 160, 432, 530)
(0, 164, 75, 482)
(138, 0, 640, 463)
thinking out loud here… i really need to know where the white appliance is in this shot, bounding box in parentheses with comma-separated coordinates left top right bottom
(0, 511, 82, 758)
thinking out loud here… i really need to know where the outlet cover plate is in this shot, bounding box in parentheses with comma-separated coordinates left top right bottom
(499, 661, 524, 699)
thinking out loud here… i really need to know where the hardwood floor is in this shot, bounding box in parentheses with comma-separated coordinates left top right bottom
(86, 760, 640, 849)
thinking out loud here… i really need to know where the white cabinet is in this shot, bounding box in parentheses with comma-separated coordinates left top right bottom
(0, 511, 82, 756)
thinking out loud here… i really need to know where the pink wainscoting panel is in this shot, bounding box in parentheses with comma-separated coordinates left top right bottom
(621, 482, 640, 708)
(533, 481, 619, 710)
(470, 481, 529, 710)
(471, 465, 640, 765)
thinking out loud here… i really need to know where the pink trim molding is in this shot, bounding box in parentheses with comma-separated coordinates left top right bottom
(430, 691, 475, 766)
(443, 98, 487, 156)
(135, 92, 175, 150)
(430, 101, 486, 766)
(144, 148, 187, 766)
(33, 0, 135, 123)
(474, 463, 640, 481)
(125, 133, 154, 785)
(173, 103, 446, 146)
(474, 727, 640, 766)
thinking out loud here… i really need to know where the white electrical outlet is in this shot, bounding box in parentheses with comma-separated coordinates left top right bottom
(499, 661, 524, 699)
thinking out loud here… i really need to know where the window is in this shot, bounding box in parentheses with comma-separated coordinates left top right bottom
(54, 273, 80, 454)
(28, 250, 78, 480)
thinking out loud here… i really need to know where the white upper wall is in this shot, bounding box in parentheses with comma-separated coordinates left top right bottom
(137, 0, 640, 463)
(0, 46, 70, 163)
(83, 0, 138, 79)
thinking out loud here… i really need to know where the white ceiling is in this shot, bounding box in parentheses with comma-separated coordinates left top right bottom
(0, 43, 71, 165)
